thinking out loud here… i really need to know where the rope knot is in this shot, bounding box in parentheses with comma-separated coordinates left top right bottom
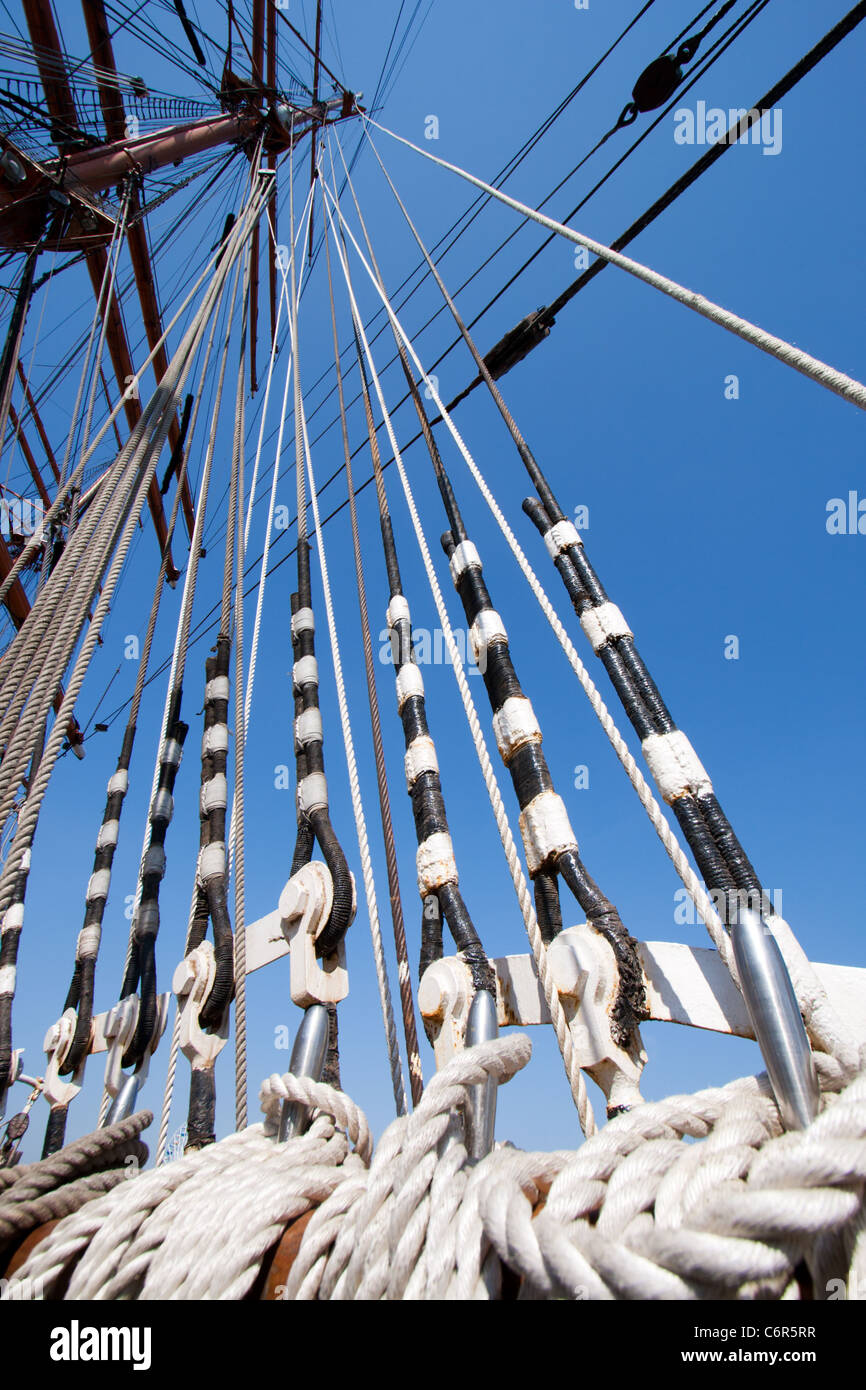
(259, 1072, 372, 1163)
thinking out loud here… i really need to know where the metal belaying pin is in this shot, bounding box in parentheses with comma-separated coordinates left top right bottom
(278, 1002, 330, 1142)
(730, 907, 820, 1131)
(105, 1069, 141, 1124)
(463, 988, 499, 1161)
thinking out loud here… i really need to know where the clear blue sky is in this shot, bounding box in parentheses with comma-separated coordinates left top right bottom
(3, 0, 864, 1160)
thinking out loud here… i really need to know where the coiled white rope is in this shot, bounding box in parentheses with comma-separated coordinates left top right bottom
(12, 1074, 370, 1301)
(14, 1037, 865, 1301)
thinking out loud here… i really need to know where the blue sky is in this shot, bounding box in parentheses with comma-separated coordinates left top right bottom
(3, 0, 864, 1159)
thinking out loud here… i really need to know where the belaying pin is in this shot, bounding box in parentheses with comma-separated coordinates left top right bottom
(464, 988, 499, 1161)
(730, 907, 820, 1131)
(105, 1069, 142, 1124)
(278, 1003, 330, 1142)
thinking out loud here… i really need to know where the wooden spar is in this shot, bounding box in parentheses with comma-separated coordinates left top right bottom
(51, 112, 261, 195)
(80, 0, 195, 538)
(0, 244, 39, 473)
(20, 0, 179, 580)
(252, 0, 266, 88)
(308, 0, 323, 262)
(267, 0, 278, 340)
(6, 405, 51, 507)
(45, 96, 342, 195)
(0, 531, 35, 631)
(83, 246, 178, 577)
(19, 0, 82, 150)
(249, 0, 266, 393)
(16, 363, 60, 482)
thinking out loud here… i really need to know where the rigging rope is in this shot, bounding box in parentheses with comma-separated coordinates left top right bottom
(362, 116, 866, 413)
(328, 169, 647, 1105)
(0, 226, 245, 1100)
(0, 187, 264, 612)
(324, 158, 858, 1074)
(322, 181, 596, 1135)
(41, 326, 208, 1157)
(323, 182, 424, 1107)
(283, 136, 355, 978)
(195, 0, 768, 620)
(290, 176, 407, 1118)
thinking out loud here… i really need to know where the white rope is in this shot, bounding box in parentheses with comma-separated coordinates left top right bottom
(115, 197, 269, 1133)
(364, 117, 866, 414)
(227, 189, 315, 878)
(322, 175, 858, 1071)
(287, 217, 408, 1118)
(285, 1035, 533, 1300)
(0, 189, 274, 608)
(479, 1054, 865, 1301)
(12, 1038, 866, 1301)
(287, 1043, 866, 1301)
(230, 203, 256, 1131)
(13, 1074, 370, 1301)
(242, 182, 314, 550)
(322, 182, 597, 1136)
